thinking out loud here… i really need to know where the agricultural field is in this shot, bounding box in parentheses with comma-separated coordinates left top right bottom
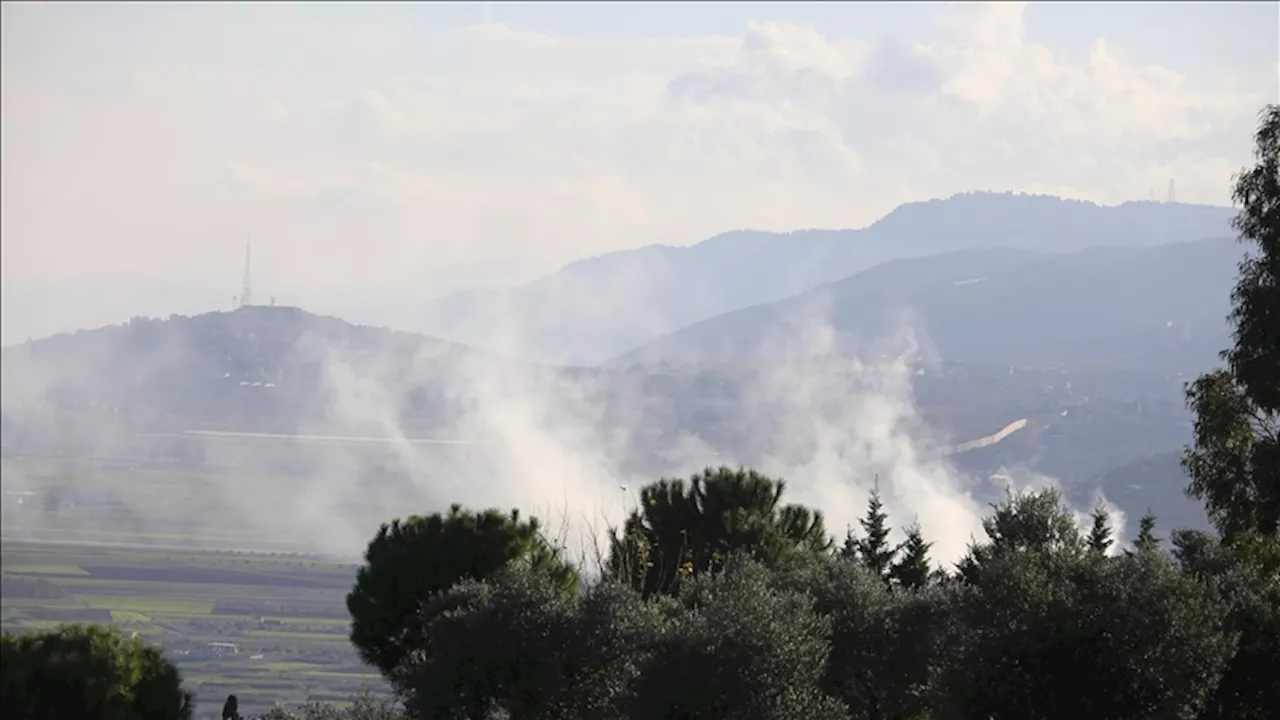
(1, 538, 386, 719)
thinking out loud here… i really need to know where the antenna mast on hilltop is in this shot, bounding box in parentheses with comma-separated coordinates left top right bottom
(1167, 179, 1177, 204)
(240, 239, 254, 308)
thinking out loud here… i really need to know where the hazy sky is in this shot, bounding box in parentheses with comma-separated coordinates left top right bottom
(2, 1, 1277, 296)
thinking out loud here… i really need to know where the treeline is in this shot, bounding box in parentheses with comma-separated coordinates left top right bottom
(326, 471, 1277, 720)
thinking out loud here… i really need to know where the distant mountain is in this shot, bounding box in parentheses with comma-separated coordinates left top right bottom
(407, 194, 1235, 365)
(611, 238, 1243, 372)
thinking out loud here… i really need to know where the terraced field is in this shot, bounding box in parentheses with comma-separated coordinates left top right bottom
(0, 539, 385, 719)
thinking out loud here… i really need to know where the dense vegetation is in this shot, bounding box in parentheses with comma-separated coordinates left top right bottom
(0, 623, 193, 720)
(3, 106, 1276, 720)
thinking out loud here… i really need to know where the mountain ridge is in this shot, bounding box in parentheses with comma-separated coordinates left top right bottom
(609, 237, 1243, 372)
(404, 193, 1235, 365)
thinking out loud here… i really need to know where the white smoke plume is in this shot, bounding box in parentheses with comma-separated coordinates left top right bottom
(0, 284, 1128, 573)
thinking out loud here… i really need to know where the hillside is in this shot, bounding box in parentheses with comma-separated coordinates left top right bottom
(404, 194, 1234, 365)
(612, 238, 1242, 372)
(1, 304, 1214, 541)
(0, 306, 516, 440)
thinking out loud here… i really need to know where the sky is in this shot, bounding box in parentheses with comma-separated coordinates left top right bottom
(2, 1, 1277, 303)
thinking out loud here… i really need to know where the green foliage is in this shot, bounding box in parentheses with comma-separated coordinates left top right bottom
(889, 522, 935, 590)
(1085, 503, 1114, 556)
(395, 557, 846, 720)
(1173, 529, 1280, 720)
(253, 689, 404, 720)
(626, 557, 847, 720)
(957, 488, 1085, 582)
(354, 472, 1273, 720)
(1183, 104, 1280, 543)
(1224, 103, 1280, 415)
(1132, 510, 1162, 554)
(346, 504, 578, 677)
(846, 482, 898, 581)
(788, 559, 949, 720)
(394, 567, 654, 720)
(0, 623, 193, 720)
(1183, 370, 1279, 541)
(938, 546, 1233, 720)
(606, 467, 831, 597)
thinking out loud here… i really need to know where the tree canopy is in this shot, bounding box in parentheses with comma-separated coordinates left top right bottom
(606, 466, 831, 597)
(1183, 103, 1280, 544)
(0, 624, 193, 720)
(346, 504, 578, 676)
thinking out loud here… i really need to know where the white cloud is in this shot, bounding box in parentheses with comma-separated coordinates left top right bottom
(0, 2, 1270, 295)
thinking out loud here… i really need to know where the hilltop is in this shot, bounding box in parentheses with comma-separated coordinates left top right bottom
(0, 306, 514, 439)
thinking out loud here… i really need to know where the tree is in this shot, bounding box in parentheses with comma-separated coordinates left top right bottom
(0, 623, 193, 720)
(1085, 504, 1114, 556)
(346, 504, 578, 677)
(889, 522, 934, 590)
(222, 695, 241, 720)
(395, 568, 662, 720)
(937, 547, 1233, 720)
(625, 557, 848, 720)
(1183, 104, 1280, 542)
(788, 560, 950, 720)
(606, 467, 831, 597)
(957, 488, 1085, 583)
(1184, 370, 1280, 541)
(1132, 511, 1161, 554)
(1224, 103, 1280, 415)
(850, 481, 898, 581)
(1173, 529, 1280, 720)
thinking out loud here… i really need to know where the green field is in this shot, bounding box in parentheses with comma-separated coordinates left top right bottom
(1, 538, 384, 719)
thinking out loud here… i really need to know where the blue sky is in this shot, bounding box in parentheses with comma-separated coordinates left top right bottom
(3, 1, 1277, 299)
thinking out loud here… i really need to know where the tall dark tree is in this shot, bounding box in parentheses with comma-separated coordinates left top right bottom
(889, 522, 934, 590)
(852, 481, 898, 581)
(606, 467, 831, 598)
(1132, 511, 1161, 554)
(346, 504, 578, 677)
(1085, 504, 1114, 556)
(221, 695, 240, 720)
(1183, 104, 1280, 543)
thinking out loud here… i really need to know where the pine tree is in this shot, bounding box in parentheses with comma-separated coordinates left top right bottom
(1086, 504, 1114, 556)
(889, 522, 933, 590)
(1132, 510, 1161, 554)
(854, 479, 897, 579)
(839, 525, 858, 561)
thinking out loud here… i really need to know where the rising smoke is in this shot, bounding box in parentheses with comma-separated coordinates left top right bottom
(0, 281, 1128, 571)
